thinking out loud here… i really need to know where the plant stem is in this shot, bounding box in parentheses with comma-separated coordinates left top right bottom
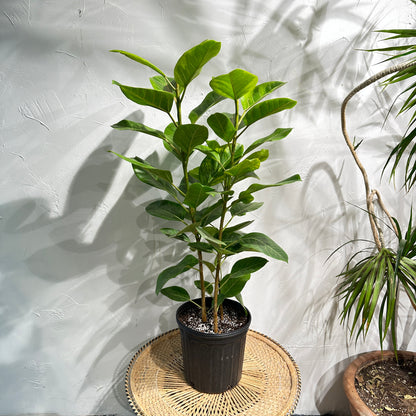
(213, 197, 228, 333)
(340, 61, 415, 249)
(212, 99, 241, 333)
(196, 234, 207, 322)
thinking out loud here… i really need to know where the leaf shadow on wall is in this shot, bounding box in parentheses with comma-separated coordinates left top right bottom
(0, 109, 188, 412)
(229, 0, 381, 121)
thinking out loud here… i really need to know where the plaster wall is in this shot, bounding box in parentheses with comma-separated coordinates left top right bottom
(0, 0, 415, 415)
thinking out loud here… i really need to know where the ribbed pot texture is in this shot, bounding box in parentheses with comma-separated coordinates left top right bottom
(343, 350, 416, 416)
(176, 298, 251, 394)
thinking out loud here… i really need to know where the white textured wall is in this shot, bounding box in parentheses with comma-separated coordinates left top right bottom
(1, 1, 415, 415)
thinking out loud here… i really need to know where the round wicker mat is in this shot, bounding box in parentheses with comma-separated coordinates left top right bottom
(126, 329, 301, 416)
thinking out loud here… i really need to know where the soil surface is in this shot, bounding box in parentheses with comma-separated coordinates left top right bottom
(177, 302, 248, 334)
(355, 358, 416, 415)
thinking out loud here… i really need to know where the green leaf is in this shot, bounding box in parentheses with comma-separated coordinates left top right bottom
(160, 286, 191, 302)
(235, 232, 288, 262)
(146, 200, 188, 221)
(238, 174, 301, 201)
(128, 155, 172, 183)
(194, 280, 213, 294)
(111, 120, 165, 139)
(207, 113, 236, 142)
(110, 49, 167, 77)
(160, 228, 190, 242)
(220, 275, 250, 297)
(203, 261, 216, 273)
(230, 201, 264, 216)
(226, 159, 260, 178)
(110, 152, 177, 197)
(198, 156, 222, 186)
(188, 242, 214, 253)
(210, 69, 258, 100)
(196, 226, 226, 246)
(241, 81, 285, 110)
(224, 221, 254, 234)
(197, 200, 224, 226)
(112, 81, 175, 113)
(174, 40, 221, 88)
(156, 255, 198, 294)
(173, 124, 209, 157)
(218, 257, 268, 298)
(149, 75, 176, 93)
(183, 183, 216, 208)
(244, 128, 293, 155)
(189, 91, 226, 123)
(246, 149, 269, 162)
(230, 256, 268, 277)
(243, 98, 297, 126)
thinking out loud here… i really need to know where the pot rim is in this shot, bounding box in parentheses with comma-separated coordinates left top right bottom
(343, 350, 416, 416)
(176, 297, 252, 339)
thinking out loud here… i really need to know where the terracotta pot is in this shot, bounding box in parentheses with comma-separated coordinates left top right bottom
(343, 350, 416, 416)
(176, 297, 251, 394)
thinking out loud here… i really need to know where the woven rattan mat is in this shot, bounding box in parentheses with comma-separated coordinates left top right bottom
(126, 329, 301, 416)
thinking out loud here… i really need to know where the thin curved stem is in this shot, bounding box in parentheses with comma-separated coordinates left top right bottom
(341, 61, 415, 249)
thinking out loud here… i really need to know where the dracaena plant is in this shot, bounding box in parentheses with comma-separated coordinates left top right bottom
(336, 27, 416, 353)
(110, 40, 300, 332)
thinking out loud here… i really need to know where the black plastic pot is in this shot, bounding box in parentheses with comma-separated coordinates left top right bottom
(176, 297, 251, 394)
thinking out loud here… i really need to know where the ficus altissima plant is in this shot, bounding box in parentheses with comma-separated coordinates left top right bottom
(110, 40, 300, 333)
(336, 27, 416, 353)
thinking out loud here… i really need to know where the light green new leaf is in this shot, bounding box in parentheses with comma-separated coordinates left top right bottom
(244, 128, 293, 155)
(174, 40, 221, 88)
(195, 145, 222, 164)
(189, 91, 226, 123)
(246, 149, 269, 162)
(238, 174, 301, 201)
(146, 200, 188, 221)
(236, 232, 288, 262)
(110, 49, 167, 77)
(241, 81, 285, 110)
(149, 75, 176, 93)
(160, 286, 191, 302)
(225, 158, 260, 177)
(111, 120, 165, 140)
(184, 183, 216, 208)
(156, 255, 198, 294)
(210, 69, 258, 100)
(173, 124, 209, 157)
(207, 113, 236, 142)
(113, 81, 175, 113)
(230, 201, 264, 216)
(243, 98, 297, 126)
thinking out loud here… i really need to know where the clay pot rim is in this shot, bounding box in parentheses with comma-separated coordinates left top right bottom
(343, 350, 416, 416)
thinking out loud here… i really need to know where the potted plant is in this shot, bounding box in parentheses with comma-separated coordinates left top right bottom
(110, 40, 300, 393)
(336, 27, 416, 415)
